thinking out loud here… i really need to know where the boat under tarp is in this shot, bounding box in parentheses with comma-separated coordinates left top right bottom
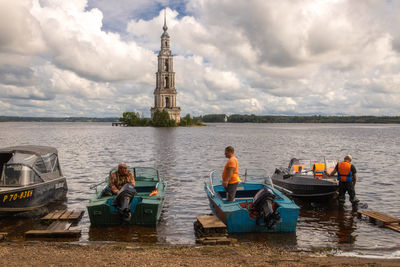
(0, 145, 68, 216)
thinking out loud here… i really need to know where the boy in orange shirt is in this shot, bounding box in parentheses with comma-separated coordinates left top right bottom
(222, 146, 240, 201)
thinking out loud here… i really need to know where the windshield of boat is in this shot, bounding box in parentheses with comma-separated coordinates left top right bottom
(290, 159, 312, 173)
(209, 169, 273, 187)
(135, 167, 159, 182)
(325, 159, 338, 173)
(0, 164, 43, 186)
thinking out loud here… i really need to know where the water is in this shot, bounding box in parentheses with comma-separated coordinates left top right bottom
(0, 122, 399, 256)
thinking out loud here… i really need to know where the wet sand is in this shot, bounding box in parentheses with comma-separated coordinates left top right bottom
(0, 242, 399, 266)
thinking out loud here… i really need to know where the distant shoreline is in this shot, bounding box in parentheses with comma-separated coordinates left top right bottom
(1, 115, 400, 124)
(0, 116, 118, 122)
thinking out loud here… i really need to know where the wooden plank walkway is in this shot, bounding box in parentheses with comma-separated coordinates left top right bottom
(41, 209, 84, 221)
(357, 210, 400, 233)
(25, 209, 84, 238)
(25, 229, 81, 237)
(197, 215, 226, 229)
(386, 224, 400, 233)
(194, 215, 236, 245)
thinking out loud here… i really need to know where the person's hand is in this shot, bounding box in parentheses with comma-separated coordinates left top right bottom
(222, 181, 228, 188)
(324, 171, 329, 177)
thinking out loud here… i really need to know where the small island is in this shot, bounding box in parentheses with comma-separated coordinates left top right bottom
(119, 111, 204, 127)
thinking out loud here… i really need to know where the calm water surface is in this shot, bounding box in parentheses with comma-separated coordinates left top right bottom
(0, 122, 399, 257)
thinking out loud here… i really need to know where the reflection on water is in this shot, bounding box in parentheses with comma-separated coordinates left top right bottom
(0, 122, 399, 257)
(89, 225, 162, 244)
(336, 210, 357, 245)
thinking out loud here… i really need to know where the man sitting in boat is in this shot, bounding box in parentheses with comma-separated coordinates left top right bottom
(222, 146, 240, 201)
(107, 163, 135, 195)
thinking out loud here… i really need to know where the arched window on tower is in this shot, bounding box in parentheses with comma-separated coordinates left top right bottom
(164, 77, 169, 88)
(165, 41, 168, 47)
(165, 97, 170, 108)
(164, 61, 168, 71)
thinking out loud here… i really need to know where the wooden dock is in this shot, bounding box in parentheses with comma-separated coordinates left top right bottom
(357, 210, 400, 232)
(194, 215, 236, 245)
(25, 209, 84, 238)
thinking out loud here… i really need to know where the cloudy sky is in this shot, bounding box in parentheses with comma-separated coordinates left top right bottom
(0, 0, 399, 117)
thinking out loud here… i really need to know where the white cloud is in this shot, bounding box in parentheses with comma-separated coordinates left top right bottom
(0, 0, 400, 117)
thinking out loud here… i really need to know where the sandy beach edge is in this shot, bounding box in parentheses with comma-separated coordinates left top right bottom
(0, 242, 399, 266)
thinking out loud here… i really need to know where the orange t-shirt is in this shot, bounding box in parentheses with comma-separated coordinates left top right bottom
(222, 156, 240, 184)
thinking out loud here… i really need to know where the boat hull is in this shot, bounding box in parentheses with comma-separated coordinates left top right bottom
(272, 173, 338, 200)
(0, 177, 68, 216)
(205, 183, 299, 233)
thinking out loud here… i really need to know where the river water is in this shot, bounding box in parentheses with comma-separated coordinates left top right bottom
(0, 122, 399, 257)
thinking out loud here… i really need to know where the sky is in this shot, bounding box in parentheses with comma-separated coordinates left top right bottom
(0, 0, 399, 118)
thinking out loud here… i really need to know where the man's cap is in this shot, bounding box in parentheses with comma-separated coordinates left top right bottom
(118, 162, 127, 168)
(344, 155, 352, 161)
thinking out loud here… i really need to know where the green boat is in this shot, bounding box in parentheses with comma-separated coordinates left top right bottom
(87, 167, 167, 226)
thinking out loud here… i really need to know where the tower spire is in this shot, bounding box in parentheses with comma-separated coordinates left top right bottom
(151, 8, 181, 124)
(163, 8, 168, 32)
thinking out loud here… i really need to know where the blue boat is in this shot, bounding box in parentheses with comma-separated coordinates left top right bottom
(205, 169, 299, 233)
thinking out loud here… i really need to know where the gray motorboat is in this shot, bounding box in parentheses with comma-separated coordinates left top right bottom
(271, 158, 339, 201)
(0, 145, 68, 216)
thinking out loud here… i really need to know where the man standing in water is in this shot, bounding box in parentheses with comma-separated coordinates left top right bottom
(222, 146, 240, 201)
(326, 155, 359, 208)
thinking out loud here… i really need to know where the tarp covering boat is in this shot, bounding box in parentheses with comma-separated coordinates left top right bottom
(0, 145, 67, 216)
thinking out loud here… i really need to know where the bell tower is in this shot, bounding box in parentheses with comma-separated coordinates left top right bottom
(151, 9, 181, 123)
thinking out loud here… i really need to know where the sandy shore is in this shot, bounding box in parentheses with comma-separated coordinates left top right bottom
(0, 242, 399, 266)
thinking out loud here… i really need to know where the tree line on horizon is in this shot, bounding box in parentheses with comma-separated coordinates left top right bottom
(199, 114, 400, 123)
(2, 114, 400, 124)
(0, 116, 118, 122)
(119, 110, 204, 127)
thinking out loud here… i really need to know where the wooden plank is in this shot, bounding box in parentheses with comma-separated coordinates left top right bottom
(41, 210, 67, 221)
(68, 210, 84, 221)
(386, 224, 400, 233)
(60, 210, 74, 220)
(47, 221, 72, 231)
(41, 211, 59, 220)
(25, 230, 81, 237)
(358, 210, 400, 224)
(196, 236, 236, 245)
(196, 215, 226, 229)
(42, 210, 84, 221)
(51, 209, 67, 220)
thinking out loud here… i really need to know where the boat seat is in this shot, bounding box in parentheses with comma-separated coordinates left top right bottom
(135, 186, 156, 193)
(218, 190, 260, 199)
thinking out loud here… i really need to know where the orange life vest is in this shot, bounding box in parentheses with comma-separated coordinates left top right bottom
(337, 161, 353, 182)
(313, 163, 325, 179)
(292, 164, 305, 173)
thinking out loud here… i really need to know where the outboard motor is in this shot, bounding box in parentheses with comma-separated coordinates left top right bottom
(250, 187, 280, 229)
(113, 184, 137, 223)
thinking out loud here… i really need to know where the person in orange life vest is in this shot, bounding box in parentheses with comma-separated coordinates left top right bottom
(222, 146, 240, 202)
(326, 155, 359, 208)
